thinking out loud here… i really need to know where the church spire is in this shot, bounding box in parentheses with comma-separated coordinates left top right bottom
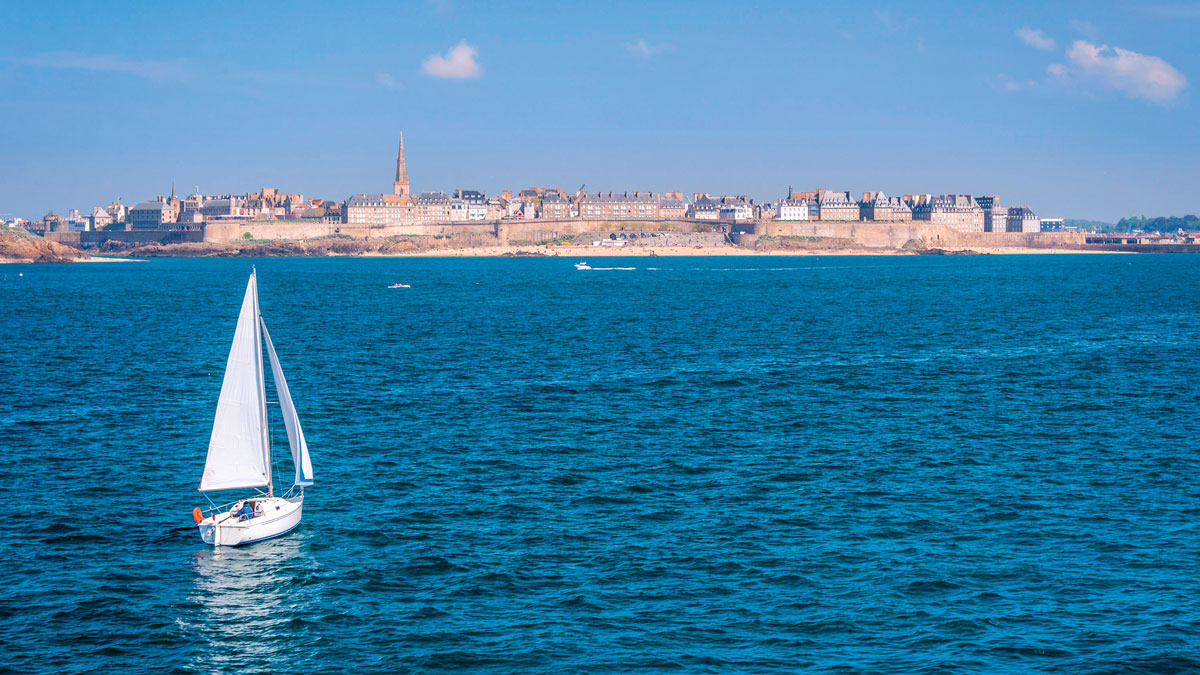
(392, 133, 410, 197)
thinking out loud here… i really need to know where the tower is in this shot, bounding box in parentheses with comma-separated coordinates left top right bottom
(392, 133, 410, 197)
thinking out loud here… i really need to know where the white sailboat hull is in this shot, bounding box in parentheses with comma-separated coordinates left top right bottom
(198, 496, 303, 546)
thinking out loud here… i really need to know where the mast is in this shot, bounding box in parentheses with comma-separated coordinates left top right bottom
(253, 266, 273, 495)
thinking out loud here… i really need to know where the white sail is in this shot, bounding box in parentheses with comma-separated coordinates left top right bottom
(199, 273, 271, 492)
(262, 319, 314, 486)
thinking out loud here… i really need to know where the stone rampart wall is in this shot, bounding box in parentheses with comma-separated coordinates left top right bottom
(201, 218, 712, 244)
(754, 221, 1087, 249)
(47, 230, 205, 246)
(201, 219, 501, 242)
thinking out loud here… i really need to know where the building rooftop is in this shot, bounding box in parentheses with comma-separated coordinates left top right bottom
(347, 193, 411, 206)
(580, 191, 657, 203)
(820, 190, 853, 204)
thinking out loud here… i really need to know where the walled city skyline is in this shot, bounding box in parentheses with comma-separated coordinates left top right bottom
(17, 132, 1050, 236)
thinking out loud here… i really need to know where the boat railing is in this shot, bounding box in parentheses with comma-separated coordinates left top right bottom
(200, 485, 304, 518)
(200, 497, 244, 519)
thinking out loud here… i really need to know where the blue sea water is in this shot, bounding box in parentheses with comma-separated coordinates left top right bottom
(2, 254, 1199, 674)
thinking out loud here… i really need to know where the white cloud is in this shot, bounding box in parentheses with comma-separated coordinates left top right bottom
(624, 39, 673, 57)
(8, 51, 191, 81)
(994, 73, 1038, 92)
(421, 40, 480, 79)
(1058, 39, 1186, 104)
(1016, 27, 1056, 50)
(375, 72, 401, 89)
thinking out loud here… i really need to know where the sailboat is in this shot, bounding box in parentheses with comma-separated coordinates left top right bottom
(193, 268, 314, 546)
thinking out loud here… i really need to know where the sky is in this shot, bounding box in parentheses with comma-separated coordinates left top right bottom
(1, 0, 1197, 221)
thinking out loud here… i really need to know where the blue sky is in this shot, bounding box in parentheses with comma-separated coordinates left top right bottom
(1, 0, 1197, 221)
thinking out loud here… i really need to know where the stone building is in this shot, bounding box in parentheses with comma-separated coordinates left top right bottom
(540, 192, 571, 219)
(658, 196, 686, 219)
(577, 192, 660, 220)
(719, 198, 754, 222)
(462, 190, 487, 221)
(344, 193, 415, 227)
(200, 197, 251, 220)
(816, 190, 860, 221)
(88, 206, 112, 231)
(182, 193, 205, 212)
(690, 195, 721, 220)
(106, 201, 126, 225)
(128, 194, 180, 229)
(507, 200, 537, 219)
(450, 189, 487, 221)
(911, 194, 984, 233)
(975, 195, 1008, 233)
(1006, 206, 1040, 232)
(777, 198, 810, 221)
(486, 197, 506, 221)
(860, 192, 911, 222)
(415, 191, 453, 223)
(244, 187, 304, 219)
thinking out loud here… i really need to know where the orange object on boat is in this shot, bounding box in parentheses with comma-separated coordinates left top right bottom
(193, 507, 203, 524)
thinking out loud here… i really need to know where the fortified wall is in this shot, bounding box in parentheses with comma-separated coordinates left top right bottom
(46, 230, 205, 246)
(49, 218, 1088, 252)
(751, 220, 1088, 250)
(199, 218, 710, 244)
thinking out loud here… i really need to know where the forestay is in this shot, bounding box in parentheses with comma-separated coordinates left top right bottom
(262, 319, 314, 486)
(199, 274, 270, 492)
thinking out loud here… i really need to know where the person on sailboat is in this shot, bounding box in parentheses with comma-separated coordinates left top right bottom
(235, 500, 255, 521)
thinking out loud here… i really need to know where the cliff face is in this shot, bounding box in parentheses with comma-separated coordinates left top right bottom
(0, 228, 90, 263)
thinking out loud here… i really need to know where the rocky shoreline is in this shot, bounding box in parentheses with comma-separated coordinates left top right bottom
(0, 228, 91, 263)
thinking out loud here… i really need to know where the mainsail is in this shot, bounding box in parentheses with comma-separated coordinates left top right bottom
(199, 273, 271, 492)
(262, 319, 314, 486)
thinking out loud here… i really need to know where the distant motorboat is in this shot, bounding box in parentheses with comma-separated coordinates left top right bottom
(574, 262, 592, 270)
(193, 268, 314, 547)
(388, 283, 411, 288)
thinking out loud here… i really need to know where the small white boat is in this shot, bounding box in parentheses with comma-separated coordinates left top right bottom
(388, 283, 411, 288)
(574, 262, 592, 270)
(194, 268, 314, 546)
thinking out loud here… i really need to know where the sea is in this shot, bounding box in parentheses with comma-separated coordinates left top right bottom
(2, 254, 1199, 674)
